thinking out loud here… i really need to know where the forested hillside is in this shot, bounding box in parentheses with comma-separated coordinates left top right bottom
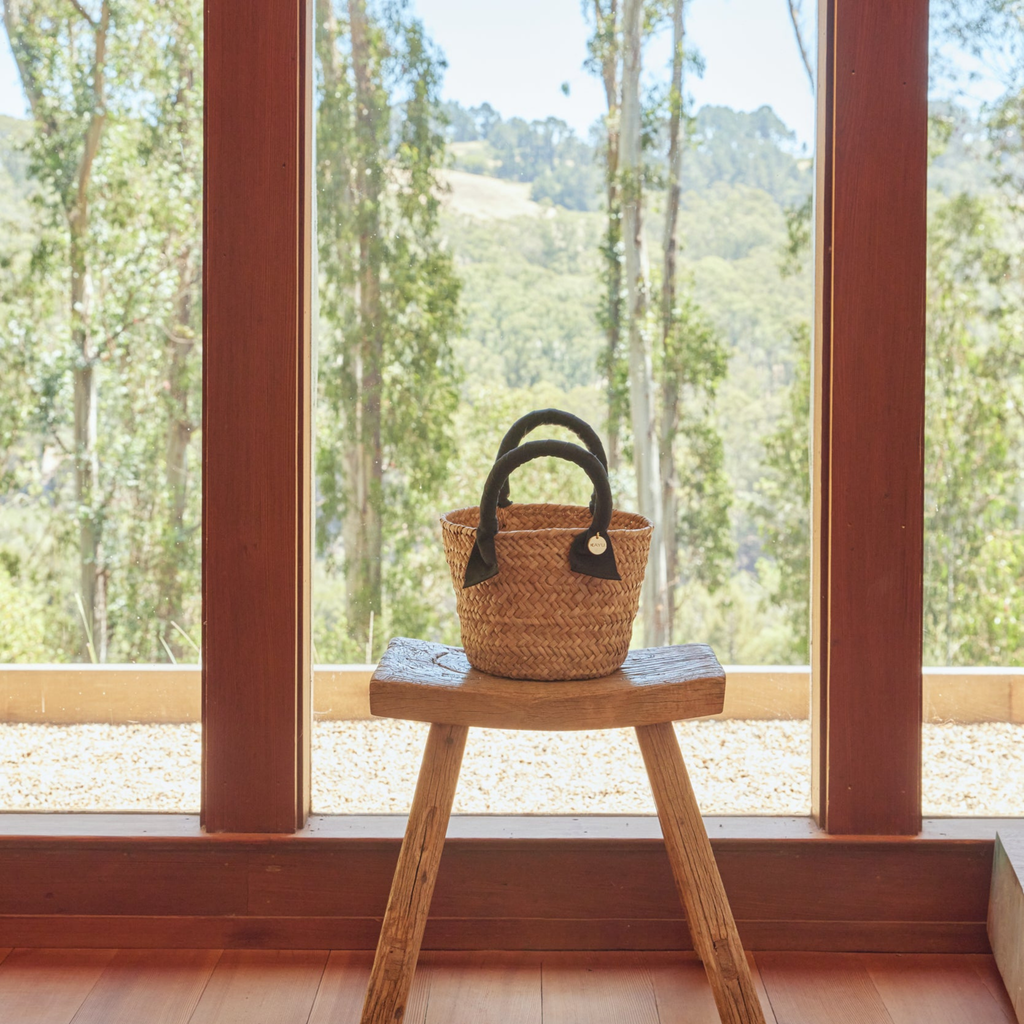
(390, 101, 816, 666)
(1, 0, 1022, 669)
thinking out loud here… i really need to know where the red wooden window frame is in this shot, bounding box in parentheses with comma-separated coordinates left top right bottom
(199, 0, 930, 837)
(0, 0, 995, 955)
(812, 0, 928, 835)
(202, 0, 313, 832)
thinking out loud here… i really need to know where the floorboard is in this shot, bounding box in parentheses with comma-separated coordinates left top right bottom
(746, 955, 780, 1024)
(541, 952, 660, 1024)
(421, 951, 543, 1024)
(399, 953, 434, 1024)
(974, 954, 1020, 1018)
(864, 953, 1017, 1024)
(755, 952, 894, 1024)
(307, 950, 372, 1024)
(644, 952, 723, 1024)
(69, 949, 221, 1024)
(187, 950, 328, 1024)
(0, 948, 1015, 1024)
(0, 949, 114, 1024)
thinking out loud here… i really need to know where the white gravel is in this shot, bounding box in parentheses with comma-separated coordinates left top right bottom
(1, 720, 1021, 817)
(311, 719, 812, 815)
(0, 723, 202, 813)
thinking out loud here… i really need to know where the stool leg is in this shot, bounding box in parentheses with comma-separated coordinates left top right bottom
(360, 722, 468, 1024)
(635, 721, 766, 1024)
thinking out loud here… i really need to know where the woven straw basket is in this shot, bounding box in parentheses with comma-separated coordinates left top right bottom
(441, 411, 651, 681)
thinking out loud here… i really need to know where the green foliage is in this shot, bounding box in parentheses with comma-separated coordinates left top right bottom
(923, 190, 1024, 665)
(9, 0, 1019, 676)
(442, 101, 601, 211)
(0, 0, 203, 662)
(750, 324, 811, 662)
(674, 570, 796, 665)
(443, 209, 605, 391)
(662, 292, 734, 592)
(315, 0, 461, 658)
(684, 106, 812, 206)
(0, 555, 49, 661)
(779, 194, 812, 278)
(531, 163, 601, 212)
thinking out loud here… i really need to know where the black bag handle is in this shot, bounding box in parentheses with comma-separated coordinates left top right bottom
(464, 438, 621, 588)
(495, 408, 608, 510)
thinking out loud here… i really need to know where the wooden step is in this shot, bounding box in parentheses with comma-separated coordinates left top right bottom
(990, 832, 1024, 1023)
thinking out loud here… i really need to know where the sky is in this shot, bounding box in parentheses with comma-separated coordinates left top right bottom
(0, 0, 818, 148)
(0, 0, 1009, 153)
(406, 0, 817, 148)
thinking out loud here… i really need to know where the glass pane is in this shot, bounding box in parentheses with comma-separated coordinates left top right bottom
(312, 0, 816, 815)
(0, 4, 202, 811)
(923, 1, 1024, 815)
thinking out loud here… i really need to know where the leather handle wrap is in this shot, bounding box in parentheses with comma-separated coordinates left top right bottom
(494, 409, 608, 511)
(463, 438, 620, 588)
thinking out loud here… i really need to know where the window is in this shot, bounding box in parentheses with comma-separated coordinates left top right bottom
(310, 0, 817, 818)
(0, 0, 203, 813)
(0, 0, 1005, 880)
(922, 0, 1024, 816)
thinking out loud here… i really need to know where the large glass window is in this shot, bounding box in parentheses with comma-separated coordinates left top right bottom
(0, 2, 202, 811)
(311, 0, 817, 816)
(923, 1, 1024, 815)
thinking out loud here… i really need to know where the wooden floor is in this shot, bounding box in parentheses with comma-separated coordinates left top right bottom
(0, 948, 1017, 1023)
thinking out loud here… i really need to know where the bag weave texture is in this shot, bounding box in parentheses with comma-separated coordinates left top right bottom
(441, 502, 652, 680)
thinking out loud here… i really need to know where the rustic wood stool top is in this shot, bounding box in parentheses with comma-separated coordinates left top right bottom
(370, 636, 726, 730)
(360, 638, 767, 1024)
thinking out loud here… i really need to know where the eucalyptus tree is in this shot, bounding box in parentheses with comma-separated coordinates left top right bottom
(653, 0, 732, 637)
(2, 0, 203, 661)
(587, 0, 735, 644)
(585, 0, 626, 473)
(315, 0, 460, 658)
(618, 0, 669, 645)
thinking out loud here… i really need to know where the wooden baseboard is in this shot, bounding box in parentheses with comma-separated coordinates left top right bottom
(0, 916, 990, 954)
(0, 815, 1017, 952)
(990, 832, 1024, 1021)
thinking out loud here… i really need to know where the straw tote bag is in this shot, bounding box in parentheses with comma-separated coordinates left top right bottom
(441, 411, 652, 681)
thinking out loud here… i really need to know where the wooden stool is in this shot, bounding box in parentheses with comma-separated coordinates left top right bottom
(359, 638, 766, 1024)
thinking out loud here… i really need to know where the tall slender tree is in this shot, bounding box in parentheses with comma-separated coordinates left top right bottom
(3, 0, 204, 661)
(4, 0, 110, 656)
(621, 0, 668, 644)
(150, 3, 203, 659)
(785, 0, 815, 91)
(656, 0, 733, 638)
(586, 0, 626, 474)
(316, 0, 461, 658)
(658, 0, 685, 635)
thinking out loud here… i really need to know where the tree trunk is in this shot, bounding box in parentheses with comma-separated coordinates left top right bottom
(70, 224, 103, 660)
(659, 0, 686, 641)
(594, 0, 624, 475)
(786, 0, 815, 92)
(621, 0, 668, 646)
(66, 4, 109, 660)
(162, 248, 198, 655)
(347, 0, 385, 654)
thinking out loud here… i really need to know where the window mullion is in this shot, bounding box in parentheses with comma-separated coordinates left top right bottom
(202, 0, 312, 833)
(812, 0, 928, 834)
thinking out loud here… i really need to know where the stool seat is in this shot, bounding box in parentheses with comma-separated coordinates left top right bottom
(370, 637, 726, 730)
